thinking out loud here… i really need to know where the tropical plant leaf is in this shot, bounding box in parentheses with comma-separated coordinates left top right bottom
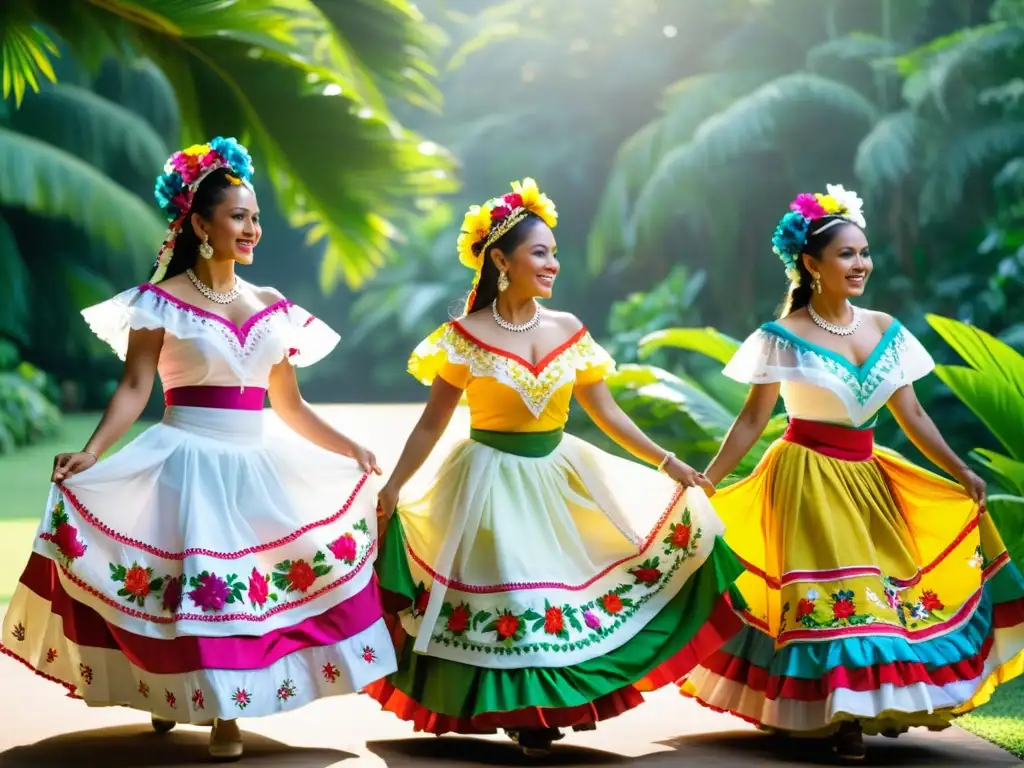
(0, 127, 164, 254)
(897, 23, 1024, 110)
(854, 109, 922, 195)
(971, 448, 1024, 495)
(638, 327, 742, 366)
(630, 74, 878, 249)
(919, 121, 1024, 223)
(10, 82, 168, 177)
(987, 494, 1024, 569)
(932, 366, 1024, 461)
(926, 314, 1024, 398)
(587, 71, 767, 270)
(0, 20, 59, 107)
(806, 34, 903, 72)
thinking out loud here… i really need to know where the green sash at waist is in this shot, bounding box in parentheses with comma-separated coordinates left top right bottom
(469, 428, 563, 457)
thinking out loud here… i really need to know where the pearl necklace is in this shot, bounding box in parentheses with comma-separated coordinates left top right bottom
(808, 302, 861, 336)
(491, 299, 540, 333)
(186, 269, 240, 305)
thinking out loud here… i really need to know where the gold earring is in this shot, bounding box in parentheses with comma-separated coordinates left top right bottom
(497, 270, 510, 292)
(198, 235, 214, 260)
(812, 273, 822, 294)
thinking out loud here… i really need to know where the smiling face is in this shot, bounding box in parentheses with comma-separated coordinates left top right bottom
(491, 218, 559, 299)
(803, 222, 872, 298)
(193, 184, 262, 265)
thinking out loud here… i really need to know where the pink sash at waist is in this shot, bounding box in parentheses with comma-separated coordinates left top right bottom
(164, 386, 266, 411)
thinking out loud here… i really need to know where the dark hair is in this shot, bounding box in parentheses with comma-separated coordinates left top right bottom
(464, 213, 546, 315)
(155, 168, 248, 282)
(779, 215, 858, 317)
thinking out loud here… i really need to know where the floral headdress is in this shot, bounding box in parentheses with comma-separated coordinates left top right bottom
(150, 137, 255, 282)
(771, 184, 866, 281)
(458, 177, 558, 314)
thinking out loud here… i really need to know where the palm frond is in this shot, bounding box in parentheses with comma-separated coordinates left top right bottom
(854, 109, 923, 195)
(0, 126, 164, 254)
(0, 20, 59, 107)
(920, 121, 1024, 222)
(898, 23, 1024, 110)
(806, 33, 903, 72)
(630, 74, 878, 249)
(10, 82, 168, 177)
(587, 71, 768, 271)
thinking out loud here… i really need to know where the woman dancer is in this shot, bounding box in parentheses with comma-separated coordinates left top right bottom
(367, 178, 745, 755)
(681, 185, 1024, 760)
(0, 139, 395, 760)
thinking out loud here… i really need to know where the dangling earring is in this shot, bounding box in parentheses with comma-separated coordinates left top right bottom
(812, 273, 822, 294)
(198, 234, 214, 260)
(497, 270, 510, 292)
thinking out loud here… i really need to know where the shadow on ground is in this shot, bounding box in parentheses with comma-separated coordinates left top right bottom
(367, 730, 1020, 767)
(0, 725, 356, 768)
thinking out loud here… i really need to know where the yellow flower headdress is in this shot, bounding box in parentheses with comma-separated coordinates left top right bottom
(458, 178, 557, 314)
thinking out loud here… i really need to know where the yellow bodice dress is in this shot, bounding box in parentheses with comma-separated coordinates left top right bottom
(682, 319, 1024, 736)
(368, 320, 745, 734)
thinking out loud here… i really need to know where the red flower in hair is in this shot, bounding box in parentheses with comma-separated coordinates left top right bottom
(490, 204, 511, 222)
(504, 192, 523, 209)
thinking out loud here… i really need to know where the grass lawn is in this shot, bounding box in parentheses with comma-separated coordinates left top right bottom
(959, 678, 1024, 758)
(0, 414, 152, 601)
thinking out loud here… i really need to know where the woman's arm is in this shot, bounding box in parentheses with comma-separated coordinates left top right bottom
(267, 359, 381, 474)
(703, 382, 780, 486)
(377, 378, 463, 515)
(573, 380, 712, 491)
(887, 384, 986, 505)
(53, 328, 164, 482)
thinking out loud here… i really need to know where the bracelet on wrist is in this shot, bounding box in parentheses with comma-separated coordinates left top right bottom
(656, 451, 675, 473)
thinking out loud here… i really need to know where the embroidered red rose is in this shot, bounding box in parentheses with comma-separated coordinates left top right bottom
(631, 566, 661, 585)
(447, 604, 470, 634)
(601, 593, 624, 614)
(45, 648, 57, 663)
(248, 568, 269, 608)
(496, 613, 520, 639)
(544, 606, 564, 635)
(165, 690, 177, 708)
(832, 599, 856, 620)
(327, 532, 357, 563)
(322, 662, 339, 683)
(362, 646, 377, 663)
(192, 688, 205, 710)
(53, 523, 86, 559)
(919, 590, 944, 611)
(415, 588, 431, 617)
(286, 560, 316, 592)
(671, 524, 692, 550)
(796, 598, 816, 620)
(124, 565, 151, 598)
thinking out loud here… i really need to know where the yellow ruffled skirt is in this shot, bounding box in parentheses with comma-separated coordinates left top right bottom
(682, 420, 1024, 736)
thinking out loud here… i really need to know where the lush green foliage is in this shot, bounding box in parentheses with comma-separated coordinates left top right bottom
(0, 0, 456, 290)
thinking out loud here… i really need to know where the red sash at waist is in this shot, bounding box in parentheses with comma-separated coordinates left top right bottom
(164, 386, 266, 411)
(782, 418, 874, 461)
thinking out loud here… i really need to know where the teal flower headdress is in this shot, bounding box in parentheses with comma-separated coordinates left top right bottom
(151, 137, 254, 282)
(771, 184, 866, 280)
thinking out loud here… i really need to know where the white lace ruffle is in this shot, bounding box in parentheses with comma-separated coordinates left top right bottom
(79, 284, 339, 373)
(722, 322, 934, 427)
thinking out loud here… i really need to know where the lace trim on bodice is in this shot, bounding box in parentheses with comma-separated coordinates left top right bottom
(411, 323, 615, 418)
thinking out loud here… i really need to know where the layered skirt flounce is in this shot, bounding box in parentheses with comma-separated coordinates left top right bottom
(682, 422, 1024, 736)
(0, 405, 397, 722)
(367, 429, 744, 734)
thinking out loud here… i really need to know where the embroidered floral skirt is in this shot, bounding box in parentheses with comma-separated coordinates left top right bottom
(366, 428, 744, 734)
(682, 420, 1024, 736)
(0, 405, 396, 722)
